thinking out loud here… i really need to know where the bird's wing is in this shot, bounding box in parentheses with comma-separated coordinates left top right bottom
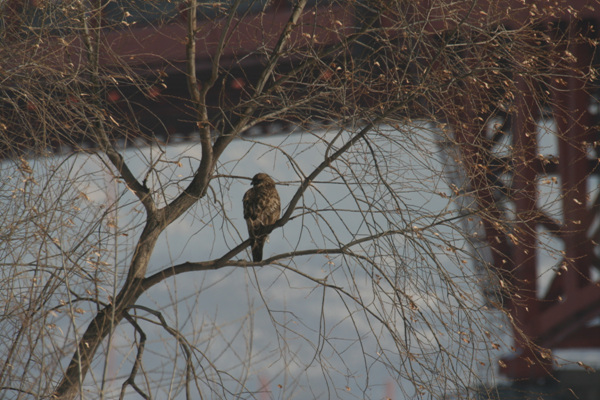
(243, 188, 254, 220)
(267, 191, 281, 224)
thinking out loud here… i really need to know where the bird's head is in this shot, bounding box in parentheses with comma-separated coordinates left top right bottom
(251, 173, 275, 187)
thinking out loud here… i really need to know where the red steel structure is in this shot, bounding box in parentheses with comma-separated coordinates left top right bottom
(438, 2, 600, 380)
(505, 29, 600, 378)
(4, 0, 600, 382)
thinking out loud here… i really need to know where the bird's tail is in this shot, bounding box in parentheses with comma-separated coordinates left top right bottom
(251, 237, 266, 262)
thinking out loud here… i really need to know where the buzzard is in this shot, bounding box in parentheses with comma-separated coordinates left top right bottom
(243, 173, 281, 262)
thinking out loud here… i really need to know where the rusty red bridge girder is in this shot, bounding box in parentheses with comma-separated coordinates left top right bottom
(440, 0, 600, 381)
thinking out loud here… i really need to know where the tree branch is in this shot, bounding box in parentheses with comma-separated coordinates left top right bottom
(159, 0, 248, 225)
(140, 228, 413, 291)
(211, 0, 310, 160)
(119, 312, 149, 400)
(76, 0, 156, 214)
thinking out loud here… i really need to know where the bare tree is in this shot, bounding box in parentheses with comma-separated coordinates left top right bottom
(0, 0, 596, 399)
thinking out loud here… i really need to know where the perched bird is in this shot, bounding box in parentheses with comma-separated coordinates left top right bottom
(243, 173, 281, 262)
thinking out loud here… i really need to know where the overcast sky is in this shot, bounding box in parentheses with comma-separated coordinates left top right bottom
(9, 122, 598, 399)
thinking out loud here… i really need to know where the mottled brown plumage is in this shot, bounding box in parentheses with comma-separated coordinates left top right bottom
(243, 173, 281, 262)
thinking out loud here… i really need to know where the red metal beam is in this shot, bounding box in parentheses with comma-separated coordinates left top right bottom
(538, 282, 600, 346)
(499, 77, 551, 380)
(498, 20, 600, 379)
(511, 75, 540, 336)
(552, 23, 593, 293)
(99, 3, 355, 72)
(553, 325, 600, 348)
